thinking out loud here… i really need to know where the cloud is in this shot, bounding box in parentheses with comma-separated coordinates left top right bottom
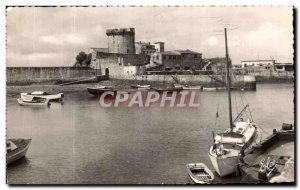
(7, 51, 74, 67)
(205, 36, 219, 47)
(245, 22, 286, 44)
(243, 22, 293, 62)
(39, 34, 87, 46)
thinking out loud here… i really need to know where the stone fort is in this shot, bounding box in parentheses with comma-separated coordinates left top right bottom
(106, 28, 136, 54)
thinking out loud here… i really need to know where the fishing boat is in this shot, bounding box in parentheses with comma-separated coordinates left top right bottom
(186, 163, 214, 184)
(17, 96, 50, 106)
(174, 84, 201, 90)
(87, 87, 117, 96)
(94, 85, 113, 89)
(183, 85, 202, 90)
(7, 138, 31, 165)
(131, 84, 151, 89)
(201, 87, 228, 91)
(21, 91, 64, 101)
(208, 28, 258, 177)
(151, 86, 183, 93)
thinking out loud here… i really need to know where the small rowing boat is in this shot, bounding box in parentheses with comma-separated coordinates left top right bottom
(186, 163, 214, 184)
(7, 138, 31, 165)
(151, 86, 183, 93)
(21, 91, 64, 101)
(131, 84, 151, 89)
(182, 85, 202, 90)
(174, 84, 201, 90)
(17, 96, 50, 106)
(87, 87, 117, 96)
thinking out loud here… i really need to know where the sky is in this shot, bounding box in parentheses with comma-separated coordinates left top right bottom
(6, 6, 293, 67)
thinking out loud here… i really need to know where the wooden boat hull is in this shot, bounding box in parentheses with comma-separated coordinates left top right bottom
(208, 147, 240, 177)
(21, 93, 64, 101)
(151, 87, 183, 93)
(131, 85, 150, 89)
(174, 84, 201, 90)
(209, 125, 258, 177)
(182, 86, 202, 90)
(186, 163, 214, 184)
(87, 87, 117, 96)
(17, 98, 50, 106)
(7, 139, 31, 165)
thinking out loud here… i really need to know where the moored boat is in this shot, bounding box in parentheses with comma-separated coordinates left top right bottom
(186, 163, 214, 184)
(131, 84, 151, 89)
(208, 119, 258, 177)
(182, 85, 202, 90)
(21, 91, 64, 101)
(7, 138, 31, 165)
(208, 28, 258, 177)
(94, 85, 113, 89)
(87, 87, 117, 96)
(17, 96, 50, 106)
(174, 84, 201, 90)
(151, 86, 183, 93)
(202, 87, 227, 91)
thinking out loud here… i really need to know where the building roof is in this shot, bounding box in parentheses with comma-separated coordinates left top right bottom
(203, 57, 227, 62)
(154, 42, 164, 44)
(135, 41, 151, 45)
(159, 51, 181, 55)
(156, 49, 201, 55)
(174, 49, 201, 54)
(241, 60, 275, 62)
(91, 48, 109, 53)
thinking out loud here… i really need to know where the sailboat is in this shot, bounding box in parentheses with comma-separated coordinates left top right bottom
(208, 28, 258, 177)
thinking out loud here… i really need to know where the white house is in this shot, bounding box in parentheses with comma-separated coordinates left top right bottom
(123, 65, 146, 76)
(241, 60, 275, 68)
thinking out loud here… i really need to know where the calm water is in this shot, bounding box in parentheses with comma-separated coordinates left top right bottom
(6, 83, 294, 184)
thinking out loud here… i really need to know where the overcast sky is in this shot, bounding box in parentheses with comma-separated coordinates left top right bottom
(6, 6, 293, 67)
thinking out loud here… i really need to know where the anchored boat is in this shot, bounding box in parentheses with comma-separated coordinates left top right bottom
(208, 28, 258, 177)
(17, 96, 50, 106)
(87, 87, 117, 96)
(131, 84, 151, 89)
(186, 163, 214, 184)
(174, 84, 202, 90)
(7, 138, 31, 165)
(21, 91, 64, 101)
(151, 86, 183, 93)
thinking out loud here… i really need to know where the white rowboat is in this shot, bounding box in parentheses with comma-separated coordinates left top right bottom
(21, 91, 64, 101)
(186, 163, 214, 184)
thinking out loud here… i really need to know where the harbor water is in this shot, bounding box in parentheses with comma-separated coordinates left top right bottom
(6, 83, 294, 184)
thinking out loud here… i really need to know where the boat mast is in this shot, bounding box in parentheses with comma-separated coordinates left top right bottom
(224, 28, 233, 131)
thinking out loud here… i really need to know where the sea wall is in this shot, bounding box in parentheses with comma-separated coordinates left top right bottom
(7, 67, 96, 83)
(110, 74, 256, 89)
(242, 70, 294, 82)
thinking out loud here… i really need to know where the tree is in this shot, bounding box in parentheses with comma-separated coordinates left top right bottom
(82, 53, 92, 66)
(74, 51, 92, 67)
(76, 51, 87, 63)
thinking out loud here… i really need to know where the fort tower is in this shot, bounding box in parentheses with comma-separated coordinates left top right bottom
(106, 28, 135, 54)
